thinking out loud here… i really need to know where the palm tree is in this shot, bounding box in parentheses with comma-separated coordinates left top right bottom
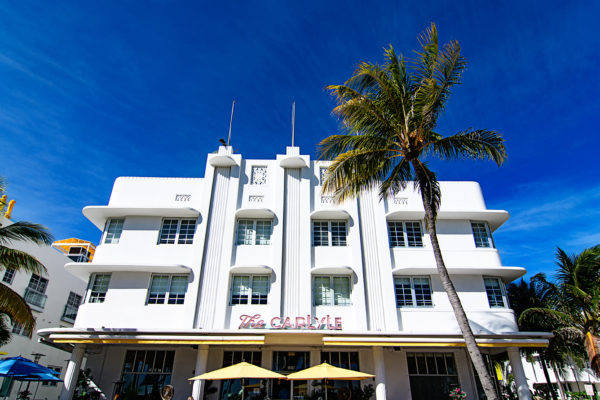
(508, 277, 585, 400)
(318, 23, 506, 400)
(519, 246, 600, 382)
(0, 179, 54, 344)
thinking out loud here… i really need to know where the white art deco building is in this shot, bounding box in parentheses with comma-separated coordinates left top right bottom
(40, 146, 550, 400)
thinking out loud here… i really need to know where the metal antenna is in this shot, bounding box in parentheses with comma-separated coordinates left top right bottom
(291, 101, 296, 146)
(227, 100, 235, 146)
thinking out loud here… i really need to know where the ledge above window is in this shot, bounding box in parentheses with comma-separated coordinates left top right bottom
(391, 266, 525, 283)
(83, 206, 200, 230)
(235, 208, 276, 219)
(310, 209, 350, 220)
(311, 265, 355, 276)
(279, 155, 307, 168)
(230, 265, 274, 275)
(209, 154, 238, 167)
(385, 209, 509, 231)
(65, 262, 192, 281)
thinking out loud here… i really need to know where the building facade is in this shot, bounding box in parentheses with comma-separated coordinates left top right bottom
(41, 146, 550, 400)
(0, 214, 88, 400)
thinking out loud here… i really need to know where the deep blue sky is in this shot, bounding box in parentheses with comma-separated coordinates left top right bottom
(1, 1, 598, 279)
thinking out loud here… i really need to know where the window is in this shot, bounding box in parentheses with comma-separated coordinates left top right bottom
(394, 277, 433, 307)
(235, 219, 272, 245)
(147, 275, 188, 305)
(407, 352, 459, 400)
(272, 351, 310, 399)
(120, 350, 174, 399)
(104, 218, 124, 244)
(67, 246, 91, 262)
(471, 222, 494, 248)
(62, 292, 82, 322)
(88, 274, 110, 303)
(251, 166, 268, 185)
(484, 277, 506, 308)
(24, 274, 48, 309)
(220, 352, 262, 399)
(321, 352, 360, 392)
(41, 367, 61, 386)
(230, 275, 269, 305)
(11, 322, 30, 337)
(2, 269, 14, 284)
(312, 221, 347, 247)
(158, 219, 196, 244)
(314, 276, 351, 306)
(387, 221, 423, 247)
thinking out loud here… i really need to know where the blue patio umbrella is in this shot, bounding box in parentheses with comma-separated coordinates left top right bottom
(0, 357, 63, 400)
(0, 357, 60, 379)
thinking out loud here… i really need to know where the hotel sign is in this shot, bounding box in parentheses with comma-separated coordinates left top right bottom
(238, 314, 342, 330)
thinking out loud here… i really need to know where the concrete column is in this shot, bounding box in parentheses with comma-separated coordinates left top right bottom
(191, 346, 209, 400)
(59, 344, 85, 400)
(309, 349, 320, 393)
(373, 347, 387, 400)
(507, 347, 532, 400)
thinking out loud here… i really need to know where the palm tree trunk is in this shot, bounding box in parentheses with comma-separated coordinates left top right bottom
(413, 167, 500, 400)
(539, 354, 558, 400)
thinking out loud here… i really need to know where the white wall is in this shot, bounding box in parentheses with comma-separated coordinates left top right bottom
(0, 216, 87, 400)
(72, 148, 520, 337)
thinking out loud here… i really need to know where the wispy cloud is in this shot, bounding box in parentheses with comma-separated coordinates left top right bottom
(492, 180, 600, 277)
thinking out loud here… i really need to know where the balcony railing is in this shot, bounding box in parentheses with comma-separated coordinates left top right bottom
(61, 304, 79, 323)
(24, 288, 47, 310)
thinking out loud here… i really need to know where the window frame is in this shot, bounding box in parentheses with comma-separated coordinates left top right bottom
(157, 218, 197, 245)
(235, 219, 273, 246)
(62, 291, 82, 322)
(87, 273, 111, 304)
(393, 276, 434, 308)
(483, 276, 507, 308)
(387, 220, 424, 248)
(229, 275, 270, 305)
(313, 275, 352, 306)
(103, 218, 124, 244)
(2, 269, 15, 284)
(471, 221, 495, 249)
(312, 220, 348, 247)
(146, 274, 189, 305)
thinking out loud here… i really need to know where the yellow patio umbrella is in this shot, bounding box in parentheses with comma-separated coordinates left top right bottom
(189, 362, 286, 400)
(188, 362, 286, 380)
(286, 363, 374, 400)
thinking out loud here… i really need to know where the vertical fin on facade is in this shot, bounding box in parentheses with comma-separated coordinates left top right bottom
(357, 191, 387, 330)
(281, 167, 301, 317)
(196, 166, 231, 329)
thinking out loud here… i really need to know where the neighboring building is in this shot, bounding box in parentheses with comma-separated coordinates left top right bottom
(0, 213, 89, 399)
(521, 355, 600, 397)
(40, 146, 550, 400)
(52, 239, 96, 263)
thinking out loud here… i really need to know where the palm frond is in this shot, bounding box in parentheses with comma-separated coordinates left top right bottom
(427, 129, 506, 165)
(519, 307, 573, 331)
(0, 283, 35, 336)
(0, 246, 46, 275)
(323, 147, 394, 203)
(379, 157, 414, 199)
(0, 222, 54, 246)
